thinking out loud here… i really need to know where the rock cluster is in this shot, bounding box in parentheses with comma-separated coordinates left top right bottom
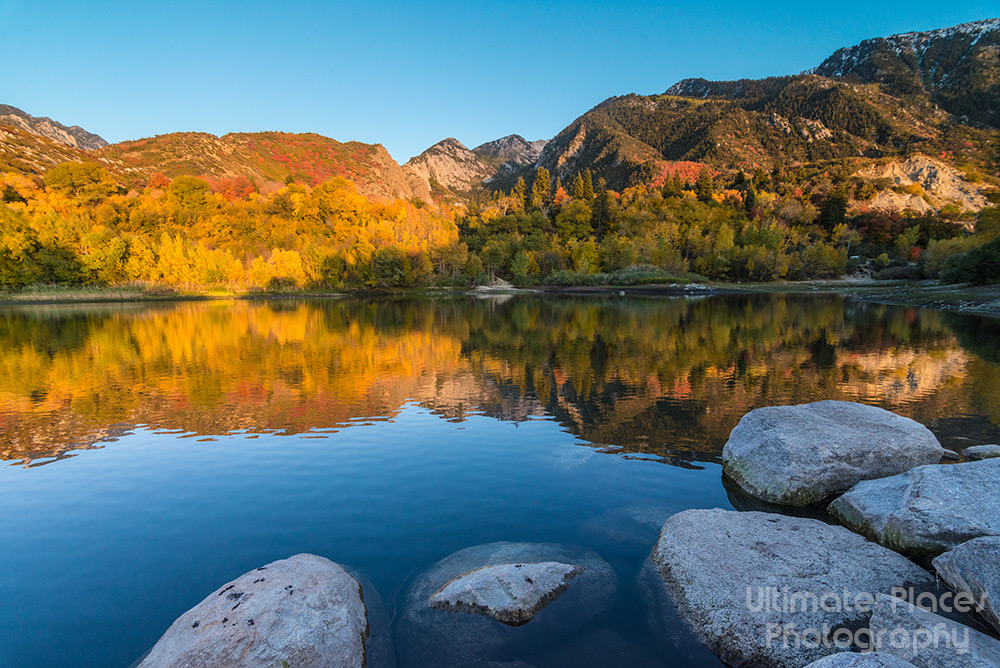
(136, 400, 1000, 668)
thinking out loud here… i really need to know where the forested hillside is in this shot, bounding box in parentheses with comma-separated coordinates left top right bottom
(1, 18, 999, 291)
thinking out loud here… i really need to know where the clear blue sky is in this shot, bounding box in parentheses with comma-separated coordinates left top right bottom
(1, 1, 996, 162)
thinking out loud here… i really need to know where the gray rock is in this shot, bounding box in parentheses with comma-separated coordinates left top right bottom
(829, 459, 1000, 559)
(933, 537, 1000, 634)
(397, 542, 616, 667)
(722, 401, 943, 506)
(869, 593, 1000, 667)
(138, 554, 370, 668)
(802, 653, 917, 667)
(429, 561, 582, 626)
(650, 509, 933, 668)
(963, 445, 1000, 461)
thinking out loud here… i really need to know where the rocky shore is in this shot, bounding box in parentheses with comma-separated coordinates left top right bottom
(134, 399, 1000, 667)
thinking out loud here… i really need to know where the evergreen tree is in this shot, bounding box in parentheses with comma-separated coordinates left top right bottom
(582, 169, 594, 200)
(592, 185, 612, 241)
(513, 177, 527, 210)
(695, 169, 714, 203)
(672, 173, 684, 194)
(530, 167, 551, 210)
(662, 174, 680, 198)
(573, 173, 586, 199)
(819, 193, 848, 231)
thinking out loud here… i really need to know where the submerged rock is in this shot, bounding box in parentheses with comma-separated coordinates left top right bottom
(933, 536, 1000, 634)
(649, 509, 933, 668)
(963, 445, 1000, 461)
(578, 503, 677, 552)
(138, 554, 371, 668)
(397, 542, 616, 667)
(802, 653, 916, 667)
(869, 593, 1000, 667)
(429, 561, 583, 626)
(722, 400, 942, 506)
(829, 459, 1000, 559)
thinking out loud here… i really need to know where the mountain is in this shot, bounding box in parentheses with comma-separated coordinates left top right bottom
(403, 134, 547, 195)
(404, 138, 494, 192)
(472, 135, 547, 175)
(94, 131, 431, 202)
(813, 18, 1000, 127)
(0, 104, 108, 150)
(526, 75, 947, 190)
(491, 18, 1000, 211)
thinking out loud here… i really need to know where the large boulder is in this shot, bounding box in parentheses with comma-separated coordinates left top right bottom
(933, 536, 1000, 634)
(396, 542, 616, 667)
(829, 459, 1000, 559)
(722, 401, 943, 506)
(802, 653, 916, 667)
(869, 593, 1000, 667)
(138, 554, 373, 668)
(649, 509, 933, 668)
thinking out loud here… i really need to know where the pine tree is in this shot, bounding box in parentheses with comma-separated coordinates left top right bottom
(695, 168, 714, 203)
(592, 182, 612, 241)
(513, 177, 527, 210)
(530, 167, 551, 210)
(582, 169, 594, 200)
(573, 173, 586, 199)
(661, 174, 680, 198)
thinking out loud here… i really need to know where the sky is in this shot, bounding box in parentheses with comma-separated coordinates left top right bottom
(1, 1, 997, 163)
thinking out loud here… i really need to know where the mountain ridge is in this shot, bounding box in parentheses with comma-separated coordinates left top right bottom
(0, 104, 108, 151)
(2, 17, 998, 212)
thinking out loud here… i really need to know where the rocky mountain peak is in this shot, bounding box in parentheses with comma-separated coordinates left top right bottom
(812, 18, 1000, 126)
(0, 104, 108, 151)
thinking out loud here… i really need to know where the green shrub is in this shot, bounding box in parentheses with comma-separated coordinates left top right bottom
(941, 236, 1000, 284)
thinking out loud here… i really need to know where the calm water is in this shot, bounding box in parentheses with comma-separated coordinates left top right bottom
(1, 294, 999, 668)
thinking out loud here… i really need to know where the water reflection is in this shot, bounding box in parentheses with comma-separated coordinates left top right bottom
(2, 295, 999, 467)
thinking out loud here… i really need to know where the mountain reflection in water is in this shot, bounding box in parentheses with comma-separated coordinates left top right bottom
(3, 294, 998, 467)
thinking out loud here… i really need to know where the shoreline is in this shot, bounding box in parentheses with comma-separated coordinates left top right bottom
(1, 281, 998, 318)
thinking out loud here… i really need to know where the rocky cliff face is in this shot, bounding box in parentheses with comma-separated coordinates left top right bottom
(0, 104, 108, 150)
(854, 154, 988, 213)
